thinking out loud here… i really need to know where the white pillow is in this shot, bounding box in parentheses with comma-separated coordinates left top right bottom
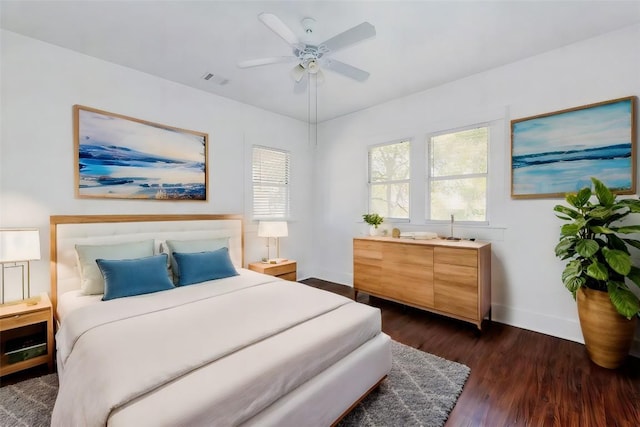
(165, 238, 229, 284)
(76, 240, 155, 295)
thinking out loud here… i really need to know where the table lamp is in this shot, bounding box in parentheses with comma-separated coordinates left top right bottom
(0, 228, 41, 304)
(257, 221, 288, 263)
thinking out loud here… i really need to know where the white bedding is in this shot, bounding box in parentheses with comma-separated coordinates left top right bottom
(56, 290, 102, 323)
(52, 272, 383, 426)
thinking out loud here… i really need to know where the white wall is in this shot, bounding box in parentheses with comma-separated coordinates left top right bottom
(0, 30, 315, 299)
(2, 24, 639, 353)
(314, 24, 640, 349)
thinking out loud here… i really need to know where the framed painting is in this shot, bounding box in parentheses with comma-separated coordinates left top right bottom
(74, 105, 208, 200)
(511, 96, 636, 199)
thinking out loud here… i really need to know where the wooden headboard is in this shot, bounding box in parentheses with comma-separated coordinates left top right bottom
(50, 214, 244, 314)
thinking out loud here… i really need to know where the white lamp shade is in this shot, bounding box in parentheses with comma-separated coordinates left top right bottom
(0, 229, 41, 262)
(258, 221, 288, 238)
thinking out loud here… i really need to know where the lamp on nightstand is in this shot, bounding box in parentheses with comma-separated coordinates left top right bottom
(0, 228, 41, 304)
(257, 221, 288, 264)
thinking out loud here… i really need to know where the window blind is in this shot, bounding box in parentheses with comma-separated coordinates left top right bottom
(252, 146, 290, 219)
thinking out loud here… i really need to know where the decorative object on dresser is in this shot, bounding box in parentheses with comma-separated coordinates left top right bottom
(554, 177, 640, 368)
(0, 228, 41, 304)
(354, 236, 491, 330)
(362, 213, 384, 236)
(248, 260, 297, 281)
(74, 105, 208, 201)
(257, 220, 288, 263)
(0, 293, 54, 377)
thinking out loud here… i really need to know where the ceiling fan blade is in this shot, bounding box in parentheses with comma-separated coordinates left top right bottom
(258, 13, 300, 46)
(323, 59, 370, 82)
(320, 22, 376, 53)
(237, 56, 296, 68)
(294, 74, 308, 94)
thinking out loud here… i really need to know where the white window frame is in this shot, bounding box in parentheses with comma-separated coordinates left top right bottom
(252, 145, 290, 220)
(426, 124, 489, 223)
(368, 139, 411, 221)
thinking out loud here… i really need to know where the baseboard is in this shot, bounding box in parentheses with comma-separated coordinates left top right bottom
(489, 304, 640, 358)
(315, 269, 353, 288)
(491, 304, 584, 344)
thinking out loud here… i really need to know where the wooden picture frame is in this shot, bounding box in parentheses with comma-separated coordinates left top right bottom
(74, 105, 208, 201)
(511, 96, 636, 199)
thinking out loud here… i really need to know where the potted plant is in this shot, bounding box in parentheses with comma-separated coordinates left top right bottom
(554, 177, 640, 368)
(362, 213, 384, 236)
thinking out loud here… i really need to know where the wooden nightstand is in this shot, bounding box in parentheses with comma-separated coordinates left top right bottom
(248, 260, 297, 281)
(0, 293, 54, 377)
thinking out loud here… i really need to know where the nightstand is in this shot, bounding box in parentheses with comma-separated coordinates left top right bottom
(0, 293, 54, 377)
(248, 260, 297, 281)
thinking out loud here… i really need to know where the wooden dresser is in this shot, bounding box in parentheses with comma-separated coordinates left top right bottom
(353, 236, 491, 329)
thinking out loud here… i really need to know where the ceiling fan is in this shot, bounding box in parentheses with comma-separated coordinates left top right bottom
(238, 13, 376, 92)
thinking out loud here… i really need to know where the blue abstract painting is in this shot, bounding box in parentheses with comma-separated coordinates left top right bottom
(511, 97, 636, 198)
(75, 106, 207, 200)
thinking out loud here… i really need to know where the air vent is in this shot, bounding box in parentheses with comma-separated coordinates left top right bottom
(201, 72, 229, 86)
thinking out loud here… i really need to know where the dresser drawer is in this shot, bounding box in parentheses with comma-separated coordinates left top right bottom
(354, 240, 383, 260)
(0, 309, 49, 331)
(434, 279, 478, 319)
(383, 242, 433, 266)
(435, 247, 477, 267)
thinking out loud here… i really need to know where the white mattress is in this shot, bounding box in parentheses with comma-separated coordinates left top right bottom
(53, 272, 385, 426)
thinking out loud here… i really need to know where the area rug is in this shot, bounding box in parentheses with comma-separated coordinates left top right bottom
(0, 373, 57, 427)
(0, 341, 469, 427)
(339, 340, 470, 426)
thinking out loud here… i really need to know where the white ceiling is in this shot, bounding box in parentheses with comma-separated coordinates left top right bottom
(2, 1, 640, 123)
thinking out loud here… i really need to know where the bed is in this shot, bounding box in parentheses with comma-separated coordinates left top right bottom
(49, 214, 391, 426)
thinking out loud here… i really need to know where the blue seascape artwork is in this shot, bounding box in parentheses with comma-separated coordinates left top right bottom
(76, 108, 207, 200)
(511, 98, 634, 197)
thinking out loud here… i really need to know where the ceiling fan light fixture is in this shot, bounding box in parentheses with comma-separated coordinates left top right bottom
(307, 60, 320, 74)
(290, 64, 306, 82)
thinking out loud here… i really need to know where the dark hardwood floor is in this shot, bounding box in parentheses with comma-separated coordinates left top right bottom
(301, 278, 640, 427)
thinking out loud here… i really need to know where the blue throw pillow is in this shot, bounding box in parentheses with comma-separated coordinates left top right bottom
(97, 254, 174, 301)
(172, 247, 239, 286)
(164, 238, 229, 284)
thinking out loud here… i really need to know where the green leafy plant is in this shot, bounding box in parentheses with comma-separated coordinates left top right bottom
(362, 213, 384, 228)
(554, 177, 640, 319)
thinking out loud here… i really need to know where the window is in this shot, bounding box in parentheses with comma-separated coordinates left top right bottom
(428, 126, 488, 222)
(368, 140, 410, 219)
(252, 146, 290, 219)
